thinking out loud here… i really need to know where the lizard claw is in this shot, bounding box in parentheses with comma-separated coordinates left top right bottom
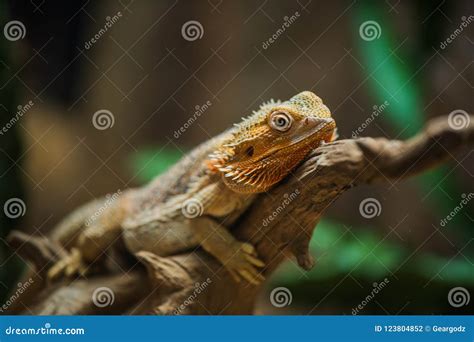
(47, 248, 88, 282)
(223, 242, 265, 285)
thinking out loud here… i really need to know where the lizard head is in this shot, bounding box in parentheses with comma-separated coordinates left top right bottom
(209, 91, 337, 194)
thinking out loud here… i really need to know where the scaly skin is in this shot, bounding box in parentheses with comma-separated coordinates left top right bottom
(47, 91, 337, 285)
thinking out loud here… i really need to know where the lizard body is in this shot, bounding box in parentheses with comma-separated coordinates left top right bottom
(48, 91, 337, 284)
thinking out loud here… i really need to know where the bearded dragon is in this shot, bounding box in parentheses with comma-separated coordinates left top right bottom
(47, 91, 337, 285)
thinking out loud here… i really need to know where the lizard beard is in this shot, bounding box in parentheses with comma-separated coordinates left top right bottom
(220, 143, 313, 194)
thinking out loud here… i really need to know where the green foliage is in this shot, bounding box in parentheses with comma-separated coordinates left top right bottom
(415, 254, 474, 284)
(129, 148, 183, 183)
(353, 2, 472, 236)
(355, 3, 423, 136)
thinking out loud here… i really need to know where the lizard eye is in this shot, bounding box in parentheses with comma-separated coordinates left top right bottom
(269, 111, 292, 131)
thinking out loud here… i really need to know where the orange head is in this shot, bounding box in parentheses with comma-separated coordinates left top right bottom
(209, 91, 337, 194)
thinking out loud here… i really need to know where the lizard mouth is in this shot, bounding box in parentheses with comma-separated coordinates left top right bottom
(288, 117, 335, 146)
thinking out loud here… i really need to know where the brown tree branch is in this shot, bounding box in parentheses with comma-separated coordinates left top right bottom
(6, 114, 473, 315)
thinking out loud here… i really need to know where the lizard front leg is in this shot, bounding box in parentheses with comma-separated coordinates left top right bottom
(192, 217, 265, 285)
(122, 216, 265, 285)
(123, 181, 265, 284)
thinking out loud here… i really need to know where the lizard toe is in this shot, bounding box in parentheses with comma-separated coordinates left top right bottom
(240, 242, 257, 256)
(238, 267, 264, 285)
(48, 248, 86, 281)
(223, 241, 265, 285)
(47, 262, 66, 282)
(244, 253, 265, 267)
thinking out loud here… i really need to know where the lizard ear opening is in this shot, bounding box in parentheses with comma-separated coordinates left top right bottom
(245, 146, 254, 157)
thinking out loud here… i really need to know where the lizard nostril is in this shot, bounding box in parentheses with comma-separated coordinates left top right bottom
(304, 118, 309, 125)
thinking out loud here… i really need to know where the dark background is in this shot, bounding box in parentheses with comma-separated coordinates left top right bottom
(0, 0, 473, 314)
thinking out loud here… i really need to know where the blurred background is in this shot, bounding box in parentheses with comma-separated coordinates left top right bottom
(0, 0, 473, 314)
